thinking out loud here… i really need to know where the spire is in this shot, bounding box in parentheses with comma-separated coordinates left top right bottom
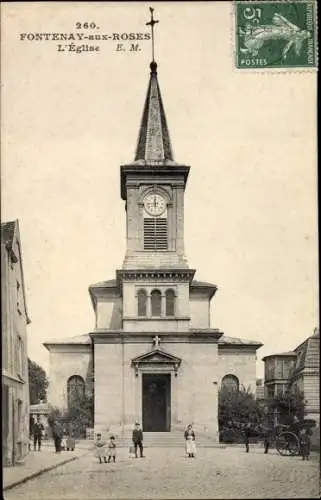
(134, 8, 174, 163)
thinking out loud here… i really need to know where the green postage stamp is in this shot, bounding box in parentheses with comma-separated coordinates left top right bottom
(235, 1, 317, 69)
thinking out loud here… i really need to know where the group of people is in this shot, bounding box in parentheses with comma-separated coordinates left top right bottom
(242, 422, 312, 460)
(93, 423, 197, 464)
(30, 416, 75, 453)
(93, 422, 145, 464)
(50, 420, 75, 452)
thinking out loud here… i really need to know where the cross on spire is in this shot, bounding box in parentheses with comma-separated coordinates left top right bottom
(146, 7, 159, 63)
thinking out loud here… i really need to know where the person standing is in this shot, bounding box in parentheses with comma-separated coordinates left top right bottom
(107, 435, 116, 463)
(33, 416, 44, 452)
(184, 424, 196, 458)
(300, 429, 311, 461)
(132, 422, 144, 458)
(52, 420, 64, 453)
(243, 423, 251, 453)
(93, 433, 107, 464)
(263, 426, 272, 454)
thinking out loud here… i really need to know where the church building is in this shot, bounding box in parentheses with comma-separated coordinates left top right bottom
(44, 13, 262, 441)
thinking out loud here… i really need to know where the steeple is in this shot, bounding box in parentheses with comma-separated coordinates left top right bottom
(134, 8, 174, 164)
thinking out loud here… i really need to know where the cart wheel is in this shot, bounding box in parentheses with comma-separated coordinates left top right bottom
(276, 432, 299, 456)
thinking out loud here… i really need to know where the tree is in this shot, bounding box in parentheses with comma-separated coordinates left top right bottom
(218, 386, 266, 442)
(28, 358, 49, 404)
(266, 390, 305, 426)
(219, 386, 265, 427)
(62, 393, 94, 438)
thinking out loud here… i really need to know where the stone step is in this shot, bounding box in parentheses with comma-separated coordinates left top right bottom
(112, 431, 220, 448)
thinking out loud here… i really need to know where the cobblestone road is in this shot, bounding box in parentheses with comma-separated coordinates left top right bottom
(5, 447, 320, 499)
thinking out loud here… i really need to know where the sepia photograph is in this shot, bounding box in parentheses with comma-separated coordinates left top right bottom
(1, 1, 319, 499)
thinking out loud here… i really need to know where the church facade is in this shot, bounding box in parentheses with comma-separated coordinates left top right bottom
(44, 57, 262, 440)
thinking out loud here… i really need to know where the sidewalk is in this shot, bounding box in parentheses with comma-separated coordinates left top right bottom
(3, 440, 92, 492)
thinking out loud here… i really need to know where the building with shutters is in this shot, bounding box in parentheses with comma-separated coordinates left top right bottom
(263, 328, 320, 424)
(1, 220, 31, 466)
(44, 29, 263, 441)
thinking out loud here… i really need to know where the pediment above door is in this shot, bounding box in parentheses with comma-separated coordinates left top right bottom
(131, 348, 182, 376)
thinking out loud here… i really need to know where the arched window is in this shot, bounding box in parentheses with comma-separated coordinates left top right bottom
(151, 290, 162, 317)
(137, 289, 147, 317)
(165, 289, 175, 316)
(221, 374, 239, 393)
(67, 375, 85, 408)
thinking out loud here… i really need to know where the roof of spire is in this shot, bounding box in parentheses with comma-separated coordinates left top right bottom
(134, 61, 175, 165)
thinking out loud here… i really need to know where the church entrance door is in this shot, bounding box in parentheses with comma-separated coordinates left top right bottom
(142, 374, 171, 432)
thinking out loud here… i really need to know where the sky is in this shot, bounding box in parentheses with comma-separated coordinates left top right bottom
(1, 2, 318, 379)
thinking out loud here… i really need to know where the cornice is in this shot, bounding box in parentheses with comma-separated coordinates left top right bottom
(122, 316, 190, 322)
(218, 342, 262, 350)
(120, 164, 190, 200)
(264, 378, 291, 384)
(90, 329, 223, 344)
(116, 268, 196, 284)
(43, 343, 92, 352)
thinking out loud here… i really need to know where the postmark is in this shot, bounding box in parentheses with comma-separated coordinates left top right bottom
(235, 1, 317, 69)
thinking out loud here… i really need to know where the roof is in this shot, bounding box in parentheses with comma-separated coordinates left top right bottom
(89, 279, 117, 289)
(190, 279, 217, 299)
(43, 334, 91, 348)
(293, 331, 319, 372)
(43, 332, 262, 349)
(191, 280, 217, 288)
(1, 220, 16, 248)
(218, 335, 263, 347)
(262, 351, 297, 360)
(134, 61, 174, 163)
(262, 351, 296, 362)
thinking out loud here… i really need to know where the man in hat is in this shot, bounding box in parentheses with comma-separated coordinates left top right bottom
(132, 422, 144, 458)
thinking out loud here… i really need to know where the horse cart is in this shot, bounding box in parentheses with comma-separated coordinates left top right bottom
(271, 419, 315, 457)
(219, 418, 316, 457)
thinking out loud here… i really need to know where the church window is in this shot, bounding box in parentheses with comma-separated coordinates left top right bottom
(221, 374, 239, 392)
(137, 289, 147, 316)
(165, 289, 175, 316)
(144, 218, 168, 250)
(67, 375, 85, 409)
(151, 289, 162, 316)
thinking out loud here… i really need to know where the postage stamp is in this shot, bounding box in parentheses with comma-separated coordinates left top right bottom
(235, 1, 317, 69)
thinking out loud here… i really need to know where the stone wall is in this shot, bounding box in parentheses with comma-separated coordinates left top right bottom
(217, 347, 257, 394)
(48, 347, 92, 409)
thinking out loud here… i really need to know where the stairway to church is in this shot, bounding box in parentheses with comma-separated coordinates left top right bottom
(113, 430, 222, 448)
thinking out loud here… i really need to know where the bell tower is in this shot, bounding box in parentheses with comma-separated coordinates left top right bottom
(120, 10, 191, 271)
(117, 8, 195, 331)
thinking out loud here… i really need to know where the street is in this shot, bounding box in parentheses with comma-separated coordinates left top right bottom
(4, 447, 320, 499)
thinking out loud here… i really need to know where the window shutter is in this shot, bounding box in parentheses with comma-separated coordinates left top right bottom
(144, 218, 168, 250)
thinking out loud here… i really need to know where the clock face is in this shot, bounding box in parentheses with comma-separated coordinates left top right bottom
(143, 193, 166, 216)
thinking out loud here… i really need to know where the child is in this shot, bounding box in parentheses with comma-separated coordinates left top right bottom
(107, 435, 116, 463)
(61, 433, 67, 451)
(93, 433, 107, 464)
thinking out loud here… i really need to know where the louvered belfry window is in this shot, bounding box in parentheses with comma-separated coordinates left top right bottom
(144, 217, 168, 250)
